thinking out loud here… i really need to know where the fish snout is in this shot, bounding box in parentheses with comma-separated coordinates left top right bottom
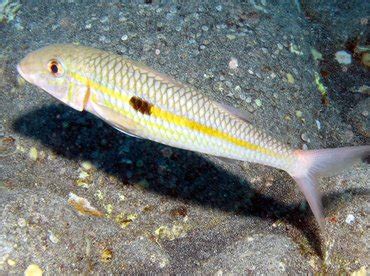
(17, 63, 26, 79)
(16, 57, 38, 84)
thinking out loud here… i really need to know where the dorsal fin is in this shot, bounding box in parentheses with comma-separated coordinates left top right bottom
(213, 101, 253, 124)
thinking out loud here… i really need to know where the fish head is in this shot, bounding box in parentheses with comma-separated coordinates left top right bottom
(17, 44, 89, 111)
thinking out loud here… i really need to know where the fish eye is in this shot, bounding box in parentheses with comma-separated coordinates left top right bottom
(48, 59, 63, 77)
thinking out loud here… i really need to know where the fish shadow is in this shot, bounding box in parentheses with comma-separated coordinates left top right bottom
(12, 104, 369, 259)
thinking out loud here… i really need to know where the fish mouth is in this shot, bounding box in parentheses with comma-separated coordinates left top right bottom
(17, 62, 35, 84)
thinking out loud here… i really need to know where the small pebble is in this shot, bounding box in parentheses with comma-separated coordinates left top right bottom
(239, 93, 246, 101)
(7, 259, 16, 266)
(188, 39, 196, 45)
(201, 25, 209, 32)
(315, 120, 321, 130)
(105, 204, 113, 214)
(355, 85, 370, 95)
(247, 105, 255, 113)
(17, 218, 26, 227)
(216, 5, 223, 11)
(286, 73, 295, 84)
(120, 158, 132, 164)
(95, 190, 104, 200)
(101, 248, 113, 263)
(226, 34, 236, 40)
(364, 205, 370, 214)
(121, 34, 128, 41)
(68, 193, 104, 217)
(78, 171, 89, 179)
(24, 264, 43, 276)
(301, 133, 310, 143)
(245, 97, 252, 104)
(335, 50, 352, 65)
(344, 130, 354, 142)
(248, 69, 254, 75)
(155, 49, 160, 55)
(361, 110, 368, 117)
(225, 80, 232, 88)
(14, 22, 24, 30)
(362, 52, 370, 67)
(228, 57, 238, 70)
(360, 18, 368, 25)
(345, 214, 355, 225)
(85, 23, 92, 29)
(255, 99, 262, 107)
(48, 231, 59, 244)
(295, 110, 302, 118)
(81, 161, 93, 170)
(118, 15, 127, 22)
(278, 262, 286, 272)
(311, 48, 323, 61)
(100, 16, 109, 23)
(29, 147, 38, 161)
(99, 35, 110, 43)
(302, 144, 308, 150)
(290, 43, 303, 55)
(261, 47, 268, 54)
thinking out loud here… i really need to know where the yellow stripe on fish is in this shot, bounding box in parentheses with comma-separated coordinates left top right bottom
(69, 71, 281, 159)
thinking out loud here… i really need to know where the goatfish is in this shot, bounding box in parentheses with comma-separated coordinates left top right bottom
(17, 44, 369, 229)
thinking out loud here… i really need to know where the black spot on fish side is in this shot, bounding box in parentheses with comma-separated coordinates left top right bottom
(129, 96, 153, 115)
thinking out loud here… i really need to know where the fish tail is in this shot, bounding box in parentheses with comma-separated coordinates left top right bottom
(288, 145, 370, 229)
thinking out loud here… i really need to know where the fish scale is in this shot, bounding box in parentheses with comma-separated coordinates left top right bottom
(76, 48, 293, 168)
(20, 44, 369, 229)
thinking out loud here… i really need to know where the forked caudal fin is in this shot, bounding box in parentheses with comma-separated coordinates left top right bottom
(289, 145, 370, 229)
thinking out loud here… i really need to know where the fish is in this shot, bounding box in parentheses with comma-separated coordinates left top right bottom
(17, 44, 369, 229)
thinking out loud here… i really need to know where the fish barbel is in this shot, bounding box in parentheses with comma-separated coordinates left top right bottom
(17, 44, 369, 229)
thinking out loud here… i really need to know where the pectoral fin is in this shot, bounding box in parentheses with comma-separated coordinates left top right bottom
(89, 101, 143, 139)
